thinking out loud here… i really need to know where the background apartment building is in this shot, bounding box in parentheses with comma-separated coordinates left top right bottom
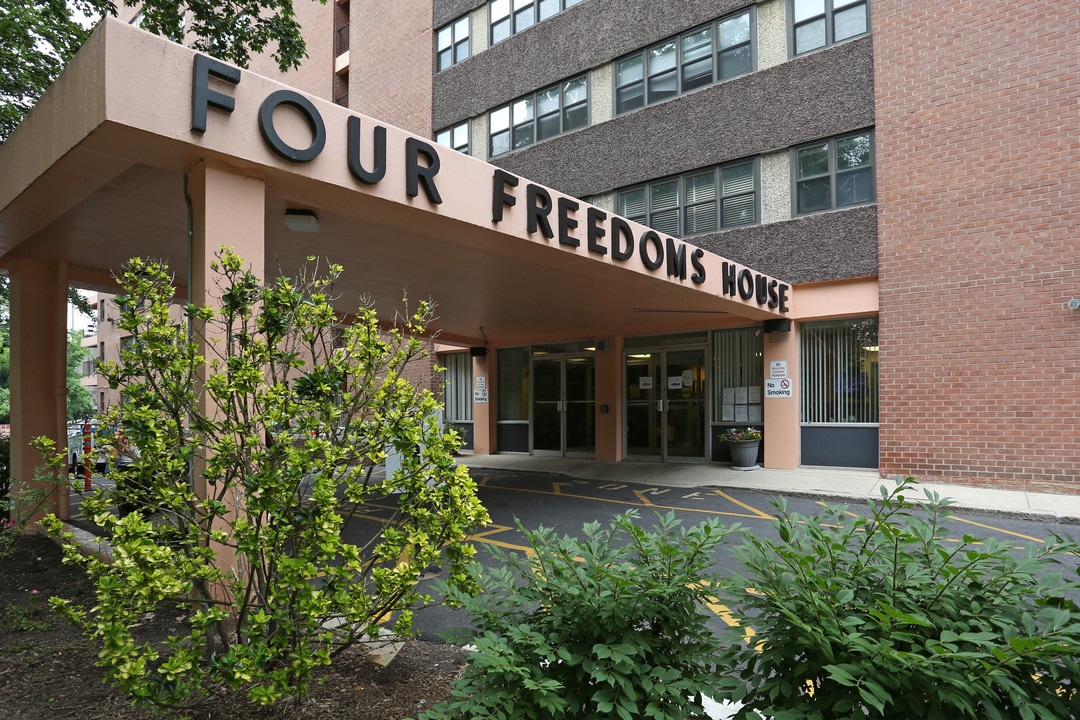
(109, 0, 1077, 493)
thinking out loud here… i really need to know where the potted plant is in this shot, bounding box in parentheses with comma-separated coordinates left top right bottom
(720, 426, 762, 470)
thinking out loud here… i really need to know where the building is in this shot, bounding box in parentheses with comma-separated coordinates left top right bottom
(1, 1, 1075, 511)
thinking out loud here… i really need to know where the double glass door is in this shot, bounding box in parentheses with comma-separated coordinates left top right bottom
(532, 354, 595, 457)
(625, 348, 707, 461)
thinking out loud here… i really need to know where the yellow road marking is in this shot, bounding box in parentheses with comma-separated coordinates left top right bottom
(715, 489, 774, 520)
(633, 489, 655, 507)
(947, 515, 1046, 544)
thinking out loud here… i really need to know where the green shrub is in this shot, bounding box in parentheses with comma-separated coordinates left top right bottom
(716, 479, 1080, 720)
(422, 511, 740, 720)
(41, 250, 489, 708)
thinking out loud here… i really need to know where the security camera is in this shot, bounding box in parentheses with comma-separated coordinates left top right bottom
(1068, 298, 1080, 311)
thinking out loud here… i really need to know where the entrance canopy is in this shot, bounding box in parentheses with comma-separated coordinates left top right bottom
(0, 19, 791, 349)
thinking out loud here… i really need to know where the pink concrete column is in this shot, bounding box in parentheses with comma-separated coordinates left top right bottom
(594, 336, 623, 462)
(763, 326, 800, 469)
(471, 353, 493, 454)
(8, 258, 70, 521)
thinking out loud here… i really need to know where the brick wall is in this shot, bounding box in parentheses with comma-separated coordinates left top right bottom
(874, 2, 1080, 493)
(350, 0, 434, 136)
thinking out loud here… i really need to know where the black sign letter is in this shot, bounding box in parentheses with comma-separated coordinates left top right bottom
(405, 138, 443, 204)
(191, 54, 240, 132)
(347, 116, 387, 184)
(258, 90, 326, 162)
(492, 169, 519, 223)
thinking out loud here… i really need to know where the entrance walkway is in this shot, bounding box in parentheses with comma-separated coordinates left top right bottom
(457, 454, 1080, 523)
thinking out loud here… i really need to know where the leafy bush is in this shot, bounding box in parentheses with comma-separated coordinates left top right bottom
(716, 479, 1080, 720)
(41, 250, 489, 707)
(0, 437, 64, 559)
(423, 511, 739, 720)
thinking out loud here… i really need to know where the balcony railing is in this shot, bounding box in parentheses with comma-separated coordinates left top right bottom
(336, 23, 350, 55)
(334, 93, 349, 107)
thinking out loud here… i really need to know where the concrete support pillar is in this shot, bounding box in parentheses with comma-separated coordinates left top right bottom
(187, 163, 265, 576)
(594, 336, 623, 461)
(763, 325, 800, 469)
(471, 353, 493, 454)
(8, 258, 70, 521)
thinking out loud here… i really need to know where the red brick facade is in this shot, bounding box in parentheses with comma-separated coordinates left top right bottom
(874, 2, 1080, 492)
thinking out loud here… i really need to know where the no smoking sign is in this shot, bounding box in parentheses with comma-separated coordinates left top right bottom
(765, 378, 793, 398)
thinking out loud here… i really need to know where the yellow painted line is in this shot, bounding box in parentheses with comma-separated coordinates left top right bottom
(715, 489, 774, 520)
(633, 489, 656, 507)
(482, 482, 771, 520)
(467, 524, 537, 557)
(552, 483, 563, 495)
(947, 515, 1046, 545)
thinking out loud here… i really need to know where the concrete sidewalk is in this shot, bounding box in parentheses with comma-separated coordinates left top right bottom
(458, 454, 1080, 524)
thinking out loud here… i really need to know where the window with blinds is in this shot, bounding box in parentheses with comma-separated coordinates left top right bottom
(800, 317, 879, 424)
(443, 352, 473, 422)
(712, 327, 764, 424)
(616, 159, 758, 237)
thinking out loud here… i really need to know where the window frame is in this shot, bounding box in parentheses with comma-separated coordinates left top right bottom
(442, 352, 474, 423)
(488, 74, 590, 158)
(435, 14, 471, 72)
(799, 316, 879, 426)
(613, 9, 756, 117)
(615, 158, 761, 238)
(791, 130, 875, 216)
(489, 0, 583, 45)
(788, 0, 871, 57)
(436, 120, 471, 155)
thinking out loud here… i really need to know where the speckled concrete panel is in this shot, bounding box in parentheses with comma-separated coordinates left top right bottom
(434, 0, 485, 29)
(433, 0, 757, 126)
(693, 205, 878, 284)
(757, 0, 788, 70)
(760, 149, 791, 224)
(487, 37, 874, 198)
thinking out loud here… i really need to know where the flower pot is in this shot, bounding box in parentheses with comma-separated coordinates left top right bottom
(728, 440, 759, 470)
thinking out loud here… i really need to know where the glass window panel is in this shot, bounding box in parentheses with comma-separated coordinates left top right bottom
(649, 42, 677, 74)
(513, 123, 534, 148)
(834, 0, 862, 8)
(797, 177, 831, 213)
(718, 45, 751, 80)
(650, 179, 679, 210)
(491, 0, 510, 20)
(563, 77, 587, 105)
(683, 29, 712, 62)
(722, 194, 756, 226)
(617, 55, 644, 85)
(565, 0, 582, 6)
(650, 208, 680, 236)
(836, 167, 874, 206)
(490, 106, 510, 132)
(537, 113, 560, 140)
(513, 97, 534, 122)
(619, 188, 646, 221)
(834, 4, 868, 42)
(436, 129, 451, 146)
(800, 318, 879, 425)
(539, 0, 558, 20)
(513, 0, 530, 9)
(616, 83, 644, 114)
(837, 134, 871, 170)
(491, 130, 510, 156)
(538, 86, 560, 115)
(797, 144, 830, 178)
(795, 18, 827, 54)
(437, 49, 452, 71)
(454, 39, 469, 63)
(452, 123, 469, 149)
(436, 26, 452, 50)
(718, 12, 750, 48)
(685, 202, 718, 234)
(682, 57, 713, 91)
(793, 0, 825, 22)
(563, 103, 587, 131)
(648, 70, 678, 102)
(722, 163, 755, 194)
(497, 347, 529, 421)
(685, 172, 717, 203)
(492, 18, 510, 43)
(455, 16, 470, 37)
(514, 7, 534, 32)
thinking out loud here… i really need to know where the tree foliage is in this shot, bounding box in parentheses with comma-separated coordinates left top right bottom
(425, 511, 739, 720)
(716, 479, 1080, 720)
(42, 250, 489, 707)
(0, 0, 321, 144)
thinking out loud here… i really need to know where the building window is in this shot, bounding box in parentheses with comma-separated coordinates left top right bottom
(800, 317, 879, 424)
(793, 131, 874, 215)
(616, 160, 758, 237)
(436, 14, 470, 71)
(436, 121, 470, 154)
(790, 0, 869, 56)
(712, 327, 764, 425)
(489, 75, 588, 157)
(489, 0, 583, 45)
(614, 10, 753, 115)
(443, 352, 473, 422)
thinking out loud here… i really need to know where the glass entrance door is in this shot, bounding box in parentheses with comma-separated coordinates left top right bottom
(624, 347, 707, 461)
(532, 354, 595, 457)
